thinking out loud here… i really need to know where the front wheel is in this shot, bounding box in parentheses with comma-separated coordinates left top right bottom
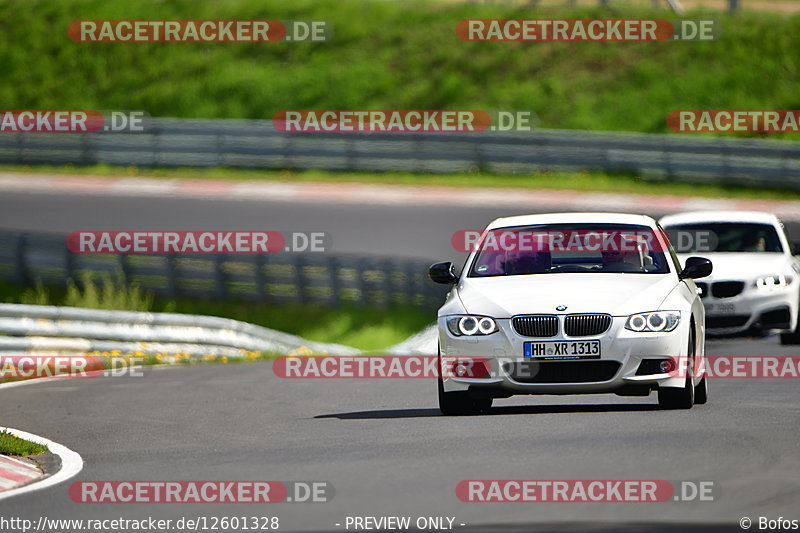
(694, 373, 708, 405)
(780, 311, 800, 345)
(438, 376, 492, 416)
(658, 333, 696, 410)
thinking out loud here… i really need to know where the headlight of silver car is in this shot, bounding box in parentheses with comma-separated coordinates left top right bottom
(625, 311, 680, 332)
(446, 315, 498, 336)
(754, 273, 794, 289)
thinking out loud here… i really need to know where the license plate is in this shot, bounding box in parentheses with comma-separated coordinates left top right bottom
(524, 340, 601, 360)
(705, 303, 735, 315)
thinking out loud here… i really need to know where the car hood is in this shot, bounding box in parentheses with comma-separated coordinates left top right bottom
(457, 273, 678, 317)
(676, 252, 791, 281)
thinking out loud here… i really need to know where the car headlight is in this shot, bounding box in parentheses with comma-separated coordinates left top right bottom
(625, 311, 680, 332)
(446, 315, 498, 336)
(754, 274, 794, 289)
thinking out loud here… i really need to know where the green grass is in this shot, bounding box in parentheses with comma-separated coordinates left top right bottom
(5, 164, 800, 200)
(0, 430, 48, 456)
(0, 1, 798, 138)
(4, 279, 432, 351)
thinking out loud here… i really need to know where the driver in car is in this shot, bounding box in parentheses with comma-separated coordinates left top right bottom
(598, 249, 644, 272)
(503, 250, 552, 274)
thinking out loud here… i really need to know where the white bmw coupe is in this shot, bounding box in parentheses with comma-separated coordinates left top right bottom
(430, 213, 712, 415)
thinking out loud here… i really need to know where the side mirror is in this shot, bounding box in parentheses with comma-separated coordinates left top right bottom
(429, 261, 459, 285)
(680, 256, 713, 280)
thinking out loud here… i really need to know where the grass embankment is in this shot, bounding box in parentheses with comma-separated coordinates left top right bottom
(0, 0, 798, 138)
(0, 430, 48, 456)
(0, 277, 432, 352)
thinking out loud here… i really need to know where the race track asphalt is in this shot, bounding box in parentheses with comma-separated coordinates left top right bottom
(0, 336, 797, 532)
(0, 188, 798, 532)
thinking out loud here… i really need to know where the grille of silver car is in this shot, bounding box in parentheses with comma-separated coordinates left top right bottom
(711, 281, 745, 298)
(564, 314, 612, 336)
(512, 315, 558, 337)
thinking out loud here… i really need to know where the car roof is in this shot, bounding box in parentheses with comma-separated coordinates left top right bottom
(659, 210, 780, 227)
(486, 212, 657, 231)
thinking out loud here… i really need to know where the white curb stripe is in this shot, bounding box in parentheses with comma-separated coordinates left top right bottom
(0, 427, 83, 501)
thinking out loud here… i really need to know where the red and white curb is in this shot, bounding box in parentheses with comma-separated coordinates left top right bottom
(0, 426, 83, 501)
(0, 454, 41, 491)
(1, 173, 800, 221)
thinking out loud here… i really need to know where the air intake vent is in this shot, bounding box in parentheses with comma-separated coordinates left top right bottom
(505, 361, 621, 383)
(564, 314, 612, 336)
(512, 315, 558, 337)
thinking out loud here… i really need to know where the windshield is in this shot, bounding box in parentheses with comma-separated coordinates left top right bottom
(665, 222, 783, 253)
(468, 223, 672, 277)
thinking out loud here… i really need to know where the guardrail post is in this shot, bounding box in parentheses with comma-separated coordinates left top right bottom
(721, 142, 730, 183)
(405, 262, 417, 306)
(328, 256, 341, 307)
(472, 138, 485, 173)
(16, 132, 26, 164)
(15, 234, 32, 287)
(165, 255, 178, 299)
(119, 253, 131, 286)
(152, 122, 162, 167)
(379, 258, 397, 308)
(293, 254, 307, 304)
(664, 141, 674, 181)
(65, 243, 76, 281)
(214, 254, 229, 300)
(356, 257, 369, 307)
(254, 254, 267, 302)
(215, 131, 224, 167)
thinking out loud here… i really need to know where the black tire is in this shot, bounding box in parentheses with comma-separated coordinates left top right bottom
(694, 373, 708, 405)
(780, 295, 800, 344)
(437, 376, 492, 416)
(779, 317, 800, 345)
(437, 352, 492, 415)
(658, 331, 696, 410)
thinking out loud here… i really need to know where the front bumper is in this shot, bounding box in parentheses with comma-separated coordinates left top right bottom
(438, 315, 691, 395)
(702, 284, 798, 334)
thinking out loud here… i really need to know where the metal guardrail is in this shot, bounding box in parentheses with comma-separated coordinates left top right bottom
(1, 118, 799, 189)
(0, 231, 449, 311)
(0, 303, 360, 357)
